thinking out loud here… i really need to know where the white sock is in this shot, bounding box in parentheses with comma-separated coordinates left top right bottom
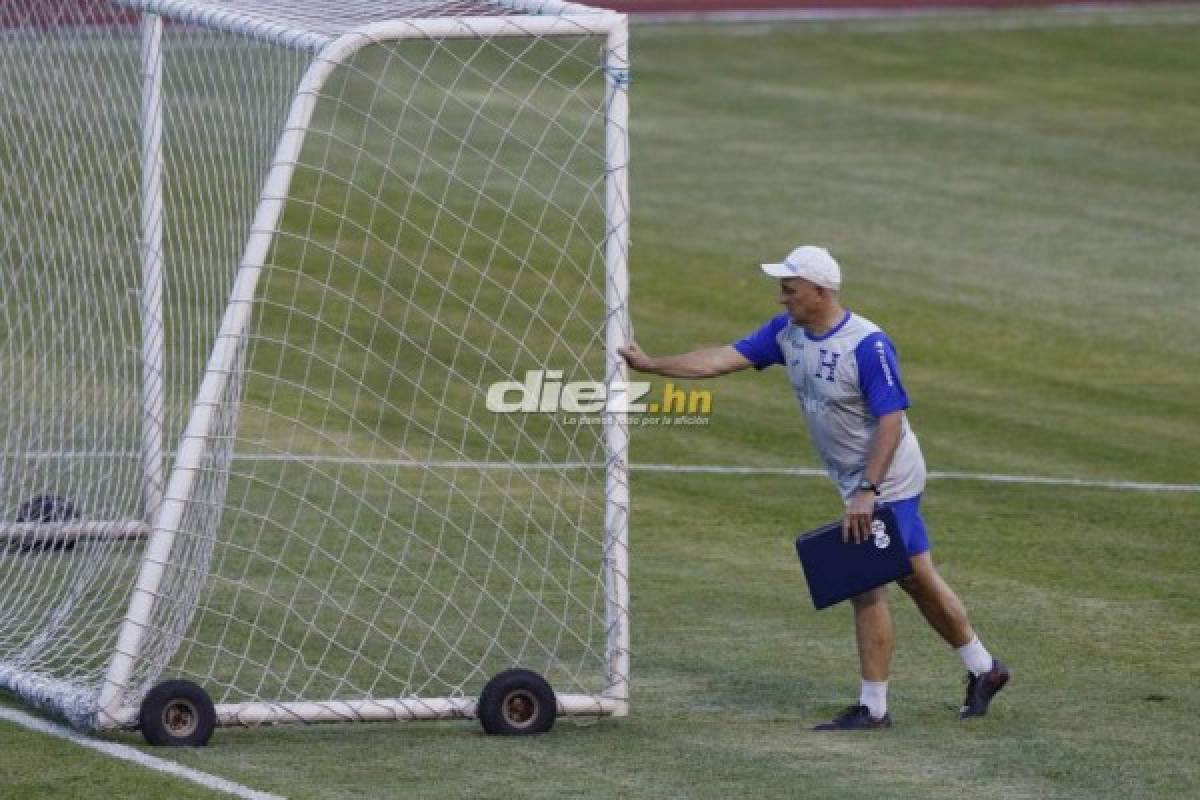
(859, 679, 888, 719)
(957, 635, 994, 676)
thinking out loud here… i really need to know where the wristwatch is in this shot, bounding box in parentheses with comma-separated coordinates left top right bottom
(857, 478, 881, 496)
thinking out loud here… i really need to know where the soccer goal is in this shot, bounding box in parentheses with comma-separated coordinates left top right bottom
(0, 0, 630, 744)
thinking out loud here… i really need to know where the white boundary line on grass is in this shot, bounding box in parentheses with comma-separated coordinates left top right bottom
(0, 706, 285, 800)
(629, 2, 1200, 30)
(231, 455, 1199, 493)
(10, 451, 1199, 492)
(629, 463, 1200, 492)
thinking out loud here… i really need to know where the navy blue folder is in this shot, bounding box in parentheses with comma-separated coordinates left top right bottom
(794, 507, 914, 610)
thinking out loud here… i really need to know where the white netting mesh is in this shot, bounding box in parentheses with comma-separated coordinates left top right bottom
(1, 0, 629, 729)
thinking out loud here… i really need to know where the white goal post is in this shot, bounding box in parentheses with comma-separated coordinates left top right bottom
(0, 0, 630, 737)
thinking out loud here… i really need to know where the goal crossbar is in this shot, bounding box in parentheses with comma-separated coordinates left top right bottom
(110, 0, 624, 52)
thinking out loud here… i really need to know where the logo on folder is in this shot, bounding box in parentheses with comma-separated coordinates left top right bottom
(871, 519, 890, 549)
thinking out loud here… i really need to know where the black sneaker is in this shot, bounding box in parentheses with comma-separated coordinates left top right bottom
(960, 659, 1010, 719)
(813, 704, 892, 731)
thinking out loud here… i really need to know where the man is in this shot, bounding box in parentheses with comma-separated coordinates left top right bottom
(618, 245, 1009, 730)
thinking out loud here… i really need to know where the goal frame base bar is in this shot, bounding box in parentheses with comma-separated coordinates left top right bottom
(96, 693, 626, 729)
(0, 521, 151, 551)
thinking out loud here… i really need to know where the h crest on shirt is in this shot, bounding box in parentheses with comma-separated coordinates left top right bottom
(815, 349, 841, 382)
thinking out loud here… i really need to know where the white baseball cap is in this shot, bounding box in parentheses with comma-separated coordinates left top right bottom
(760, 245, 842, 290)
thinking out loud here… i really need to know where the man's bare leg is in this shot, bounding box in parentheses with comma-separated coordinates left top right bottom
(853, 586, 895, 681)
(898, 552, 1010, 718)
(814, 586, 895, 730)
(896, 552, 972, 647)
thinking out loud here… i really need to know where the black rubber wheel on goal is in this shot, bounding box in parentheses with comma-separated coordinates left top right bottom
(139, 680, 216, 747)
(16, 494, 79, 523)
(15, 495, 79, 553)
(478, 668, 557, 735)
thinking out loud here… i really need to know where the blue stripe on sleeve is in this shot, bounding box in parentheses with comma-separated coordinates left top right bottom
(855, 332, 910, 417)
(732, 313, 788, 370)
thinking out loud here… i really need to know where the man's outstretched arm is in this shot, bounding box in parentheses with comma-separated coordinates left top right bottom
(618, 342, 753, 379)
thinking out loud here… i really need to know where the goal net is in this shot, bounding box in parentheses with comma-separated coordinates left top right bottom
(0, 0, 630, 732)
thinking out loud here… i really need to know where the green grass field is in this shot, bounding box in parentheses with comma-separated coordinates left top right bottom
(3, 7, 1200, 799)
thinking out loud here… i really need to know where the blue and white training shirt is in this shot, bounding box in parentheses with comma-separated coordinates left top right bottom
(733, 311, 926, 502)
